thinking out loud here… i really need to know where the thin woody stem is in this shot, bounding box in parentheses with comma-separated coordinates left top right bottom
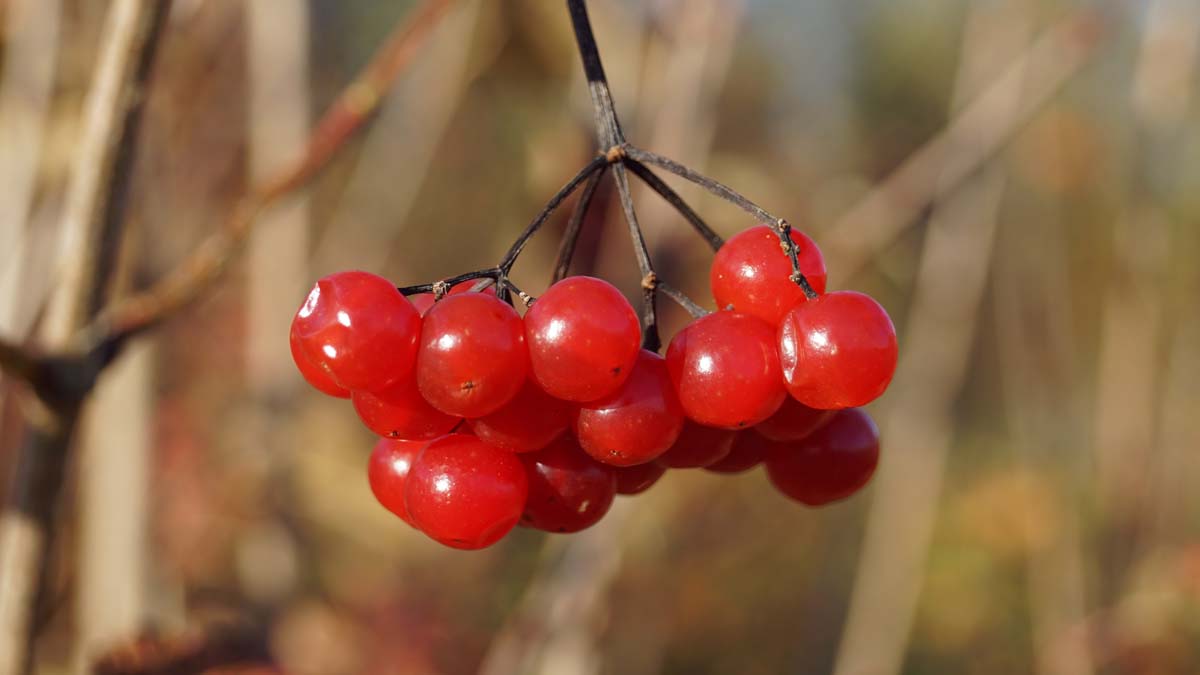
(552, 165, 607, 283)
(499, 155, 607, 274)
(624, 159, 723, 251)
(622, 144, 816, 298)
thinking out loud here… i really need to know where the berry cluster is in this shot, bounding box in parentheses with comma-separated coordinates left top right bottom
(290, 224, 896, 550)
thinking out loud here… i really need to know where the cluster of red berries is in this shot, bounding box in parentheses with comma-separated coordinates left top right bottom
(289, 224, 897, 550)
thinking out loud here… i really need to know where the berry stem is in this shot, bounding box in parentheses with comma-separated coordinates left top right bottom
(622, 145, 817, 297)
(499, 154, 608, 274)
(552, 165, 608, 283)
(566, 0, 624, 148)
(567, 0, 661, 352)
(397, 268, 502, 296)
(624, 159, 723, 251)
(658, 281, 709, 319)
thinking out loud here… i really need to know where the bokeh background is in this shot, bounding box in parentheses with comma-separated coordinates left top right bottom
(2, 0, 1199, 673)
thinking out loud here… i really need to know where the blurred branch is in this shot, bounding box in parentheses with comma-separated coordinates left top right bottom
(83, 0, 455, 346)
(832, 5, 1035, 675)
(92, 619, 271, 675)
(0, 3, 171, 673)
(823, 10, 1104, 279)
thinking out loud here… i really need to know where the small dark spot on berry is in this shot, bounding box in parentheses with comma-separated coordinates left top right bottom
(387, 431, 399, 438)
(556, 527, 567, 532)
(611, 366, 621, 376)
(461, 381, 476, 391)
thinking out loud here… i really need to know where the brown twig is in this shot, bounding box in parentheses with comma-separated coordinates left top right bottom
(83, 0, 455, 347)
(0, 3, 171, 673)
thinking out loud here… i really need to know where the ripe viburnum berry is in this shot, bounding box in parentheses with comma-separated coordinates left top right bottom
(753, 395, 834, 442)
(416, 292, 529, 418)
(666, 311, 786, 429)
(405, 434, 528, 549)
(289, 329, 349, 398)
(290, 270, 421, 393)
(367, 437, 426, 527)
(352, 377, 459, 441)
(656, 420, 736, 469)
(764, 408, 880, 506)
(520, 436, 616, 533)
(612, 462, 667, 495)
(710, 224, 827, 325)
(704, 431, 776, 474)
(524, 276, 641, 402)
(778, 290, 898, 409)
(576, 350, 685, 467)
(470, 378, 572, 453)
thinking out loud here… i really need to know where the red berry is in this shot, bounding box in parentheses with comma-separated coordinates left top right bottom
(290, 271, 421, 392)
(524, 276, 641, 402)
(367, 438, 425, 526)
(470, 379, 572, 452)
(576, 350, 685, 467)
(416, 293, 529, 418)
(710, 225, 827, 325)
(405, 434, 528, 549)
(753, 396, 835, 442)
(289, 329, 349, 398)
(656, 420, 736, 469)
(778, 291, 898, 409)
(352, 377, 459, 440)
(519, 436, 616, 533)
(765, 408, 880, 506)
(612, 462, 667, 495)
(704, 431, 776, 474)
(666, 311, 786, 429)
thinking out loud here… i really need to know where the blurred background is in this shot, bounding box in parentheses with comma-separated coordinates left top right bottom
(1, 0, 1199, 673)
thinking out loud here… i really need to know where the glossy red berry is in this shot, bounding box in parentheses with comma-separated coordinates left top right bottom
(290, 271, 421, 393)
(416, 293, 529, 418)
(470, 379, 572, 453)
(753, 395, 835, 442)
(524, 276, 641, 402)
(656, 420, 736, 469)
(666, 311, 786, 429)
(704, 431, 776, 474)
(405, 434, 528, 549)
(778, 290, 898, 409)
(576, 350, 685, 467)
(352, 377, 459, 440)
(765, 408, 880, 506)
(519, 436, 616, 533)
(710, 224, 827, 325)
(612, 462, 667, 495)
(289, 329, 349, 398)
(367, 438, 426, 526)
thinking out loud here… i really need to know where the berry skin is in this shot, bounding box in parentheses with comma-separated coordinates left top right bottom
(710, 225, 827, 325)
(367, 438, 426, 526)
(520, 436, 616, 533)
(612, 462, 667, 495)
(289, 329, 349, 398)
(705, 431, 777, 474)
(352, 377, 459, 440)
(524, 276, 641, 402)
(666, 311, 786, 429)
(290, 271, 421, 393)
(405, 433, 528, 549)
(470, 379, 572, 453)
(778, 290, 898, 409)
(656, 420, 736, 469)
(765, 407, 880, 506)
(753, 396, 835, 442)
(576, 350, 685, 467)
(416, 292, 529, 418)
